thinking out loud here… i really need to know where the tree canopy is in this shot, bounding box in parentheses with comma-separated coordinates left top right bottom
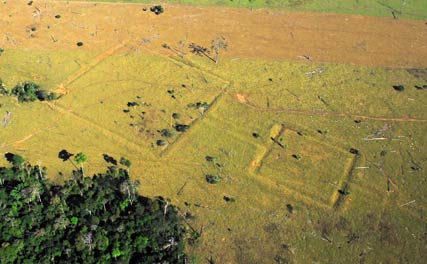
(0, 81, 58, 102)
(0, 153, 186, 263)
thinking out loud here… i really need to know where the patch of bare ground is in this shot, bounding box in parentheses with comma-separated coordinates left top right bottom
(0, 1, 426, 68)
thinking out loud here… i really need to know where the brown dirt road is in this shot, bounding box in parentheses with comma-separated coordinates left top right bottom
(1, 1, 426, 68)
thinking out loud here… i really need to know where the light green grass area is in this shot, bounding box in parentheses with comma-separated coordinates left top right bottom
(1, 49, 427, 262)
(64, 0, 427, 20)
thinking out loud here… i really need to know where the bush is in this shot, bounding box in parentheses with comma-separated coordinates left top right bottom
(174, 124, 190, 133)
(205, 174, 222, 184)
(11, 82, 39, 102)
(9, 82, 58, 103)
(150, 5, 164, 15)
(0, 153, 187, 263)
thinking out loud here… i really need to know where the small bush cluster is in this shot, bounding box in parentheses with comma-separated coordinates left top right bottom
(150, 5, 164, 15)
(0, 81, 58, 102)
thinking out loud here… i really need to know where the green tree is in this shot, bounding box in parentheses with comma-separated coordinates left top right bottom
(74, 152, 87, 176)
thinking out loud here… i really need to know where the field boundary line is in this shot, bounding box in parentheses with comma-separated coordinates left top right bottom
(241, 100, 427, 123)
(330, 155, 360, 210)
(159, 86, 228, 157)
(57, 40, 129, 91)
(44, 101, 152, 158)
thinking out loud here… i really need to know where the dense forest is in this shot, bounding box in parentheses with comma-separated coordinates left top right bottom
(0, 152, 186, 263)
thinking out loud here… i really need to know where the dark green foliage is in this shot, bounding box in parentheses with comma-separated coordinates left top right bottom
(349, 148, 360, 155)
(150, 5, 164, 15)
(160, 129, 174, 138)
(47, 92, 58, 101)
(292, 154, 302, 160)
(74, 152, 87, 166)
(172, 113, 181, 119)
(175, 124, 190, 133)
(205, 156, 217, 162)
(127, 101, 140, 107)
(10, 82, 39, 102)
(35, 89, 49, 101)
(156, 139, 168, 146)
(8, 82, 58, 103)
(286, 204, 294, 214)
(338, 189, 351, 196)
(392, 85, 405, 91)
(119, 157, 132, 168)
(0, 48, 3, 55)
(205, 175, 222, 184)
(223, 196, 235, 203)
(187, 102, 209, 111)
(0, 154, 186, 263)
(317, 129, 329, 135)
(4, 153, 25, 167)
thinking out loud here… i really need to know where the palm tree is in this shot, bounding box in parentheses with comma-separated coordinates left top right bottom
(74, 152, 87, 176)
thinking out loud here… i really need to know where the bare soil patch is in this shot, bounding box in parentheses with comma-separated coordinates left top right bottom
(0, 1, 426, 68)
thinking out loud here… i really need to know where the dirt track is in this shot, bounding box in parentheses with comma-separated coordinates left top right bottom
(1, 1, 426, 68)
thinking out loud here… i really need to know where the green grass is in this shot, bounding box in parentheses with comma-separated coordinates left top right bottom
(63, 0, 427, 20)
(1, 49, 427, 262)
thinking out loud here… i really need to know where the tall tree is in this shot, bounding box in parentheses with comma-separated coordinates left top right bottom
(74, 152, 87, 176)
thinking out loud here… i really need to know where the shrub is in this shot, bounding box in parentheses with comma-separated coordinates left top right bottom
(174, 123, 190, 132)
(11, 82, 39, 102)
(160, 129, 174, 138)
(205, 174, 222, 184)
(150, 5, 164, 15)
(9, 82, 58, 103)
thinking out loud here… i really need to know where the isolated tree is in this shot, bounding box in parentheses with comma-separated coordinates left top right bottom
(74, 152, 87, 176)
(211, 36, 228, 64)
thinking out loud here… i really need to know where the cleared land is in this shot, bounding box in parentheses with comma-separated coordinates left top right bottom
(1, 1, 426, 68)
(67, 0, 427, 20)
(1, 1, 427, 263)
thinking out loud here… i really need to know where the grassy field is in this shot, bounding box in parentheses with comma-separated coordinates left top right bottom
(1, 0, 427, 262)
(1, 46, 427, 262)
(64, 0, 427, 19)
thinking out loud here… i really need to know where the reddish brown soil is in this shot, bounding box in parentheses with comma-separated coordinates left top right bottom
(1, 1, 426, 68)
